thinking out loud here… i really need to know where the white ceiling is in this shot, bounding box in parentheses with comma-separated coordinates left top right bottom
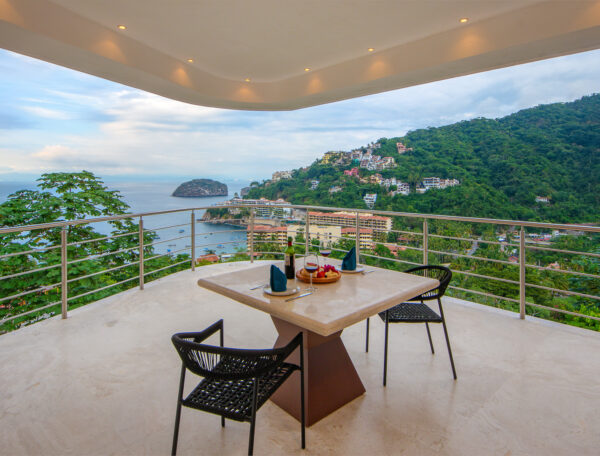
(48, 0, 541, 82)
(1, 0, 600, 110)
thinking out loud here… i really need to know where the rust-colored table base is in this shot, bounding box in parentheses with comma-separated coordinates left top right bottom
(270, 317, 365, 426)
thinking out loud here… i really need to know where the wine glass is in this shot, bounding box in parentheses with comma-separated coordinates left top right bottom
(304, 252, 319, 292)
(319, 239, 332, 267)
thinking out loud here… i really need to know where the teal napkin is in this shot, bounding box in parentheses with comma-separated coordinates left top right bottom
(342, 247, 357, 270)
(270, 265, 287, 292)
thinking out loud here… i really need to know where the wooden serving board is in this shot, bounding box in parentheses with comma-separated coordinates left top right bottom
(296, 268, 341, 284)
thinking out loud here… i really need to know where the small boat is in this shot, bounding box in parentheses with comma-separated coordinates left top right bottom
(179, 229, 185, 233)
(217, 244, 224, 248)
(168, 244, 176, 247)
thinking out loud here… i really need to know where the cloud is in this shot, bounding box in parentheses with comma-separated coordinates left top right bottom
(21, 106, 71, 120)
(1, 48, 600, 182)
(33, 144, 77, 161)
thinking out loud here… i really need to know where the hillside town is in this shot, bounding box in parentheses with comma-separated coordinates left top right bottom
(268, 141, 460, 205)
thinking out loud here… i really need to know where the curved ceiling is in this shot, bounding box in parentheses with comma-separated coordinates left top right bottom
(1, 0, 600, 110)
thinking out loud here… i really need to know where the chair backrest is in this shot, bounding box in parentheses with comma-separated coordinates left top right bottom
(172, 328, 301, 381)
(404, 265, 452, 300)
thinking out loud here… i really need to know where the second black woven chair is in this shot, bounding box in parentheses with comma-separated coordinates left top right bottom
(365, 265, 457, 385)
(171, 319, 305, 456)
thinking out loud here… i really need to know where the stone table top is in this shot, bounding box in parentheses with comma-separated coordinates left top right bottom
(197, 259, 439, 337)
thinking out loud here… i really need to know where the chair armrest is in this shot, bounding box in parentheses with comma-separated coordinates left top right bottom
(173, 319, 223, 344)
(194, 332, 303, 380)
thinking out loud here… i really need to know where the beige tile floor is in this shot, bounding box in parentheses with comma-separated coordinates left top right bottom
(1, 261, 599, 456)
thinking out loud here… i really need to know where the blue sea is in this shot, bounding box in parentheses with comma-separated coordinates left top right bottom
(0, 180, 247, 256)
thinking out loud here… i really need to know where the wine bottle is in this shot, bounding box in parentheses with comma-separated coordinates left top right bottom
(284, 237, 295, 279)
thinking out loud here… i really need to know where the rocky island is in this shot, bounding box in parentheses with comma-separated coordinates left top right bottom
(172, 179, 228, 198)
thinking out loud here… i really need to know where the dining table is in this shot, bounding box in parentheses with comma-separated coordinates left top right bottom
(197, 258, 439, 426)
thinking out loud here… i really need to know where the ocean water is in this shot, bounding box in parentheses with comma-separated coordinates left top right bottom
(0, 180, 248, 256)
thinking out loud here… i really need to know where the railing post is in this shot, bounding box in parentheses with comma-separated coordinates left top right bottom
(422, 219, 428, 265)
(305, 210, 310, 256)
(355, 211, 361, 264)
(139, 216, 144, 290)
(249, 208, 255, 263)
(191, 210, 196, 271)
(60, 226, 68, 319)
(519, 225, 526, 319)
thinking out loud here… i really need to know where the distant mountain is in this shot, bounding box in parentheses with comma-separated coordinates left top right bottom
(172, 179, 228, 197)
(247, 94, 600, 223)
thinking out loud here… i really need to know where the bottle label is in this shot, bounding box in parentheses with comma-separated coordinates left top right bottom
(285, 254, 291, 266)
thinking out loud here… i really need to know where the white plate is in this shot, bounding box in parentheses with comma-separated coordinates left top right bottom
(263, 286, 300, 296)
(340, 267, 365, 274)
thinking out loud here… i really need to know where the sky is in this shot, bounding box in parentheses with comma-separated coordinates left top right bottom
(1, 48, 600, 185)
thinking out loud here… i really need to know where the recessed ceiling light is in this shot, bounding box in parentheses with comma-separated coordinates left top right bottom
(368, 48, 374, 52)
(459, 18, 468, 23)
(244, 78, 251, 82)
(187, 59, 194, 63)
(304, 68, 311, 72)
(117, 25, 127, 30)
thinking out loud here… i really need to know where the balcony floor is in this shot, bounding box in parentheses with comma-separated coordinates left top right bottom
(1, 261, 599, 456)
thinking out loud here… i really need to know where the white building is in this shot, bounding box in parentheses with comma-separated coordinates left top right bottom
(423, 177, 441, 189)
(310, 180, 320, 190)
(363, 193, 377, 208)
(351, 150, 363, 160)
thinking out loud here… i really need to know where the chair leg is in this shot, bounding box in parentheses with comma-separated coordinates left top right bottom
(171, 365, 186, 456)
(383, 310, 389, 387)
(425, 322, 435, 354)
(438, 298, 457, 380)
(299, 337, 306, 450)
(219, 326, 226, 428)
(365, 318, 370, 352)
(248, 380, 259, 456)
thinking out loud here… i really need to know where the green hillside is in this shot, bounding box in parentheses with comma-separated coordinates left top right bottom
(248, 94, 600, 223)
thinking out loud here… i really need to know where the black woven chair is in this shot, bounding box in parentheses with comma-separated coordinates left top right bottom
(171, 320, 305, 455)
(365, 265, 456, 385)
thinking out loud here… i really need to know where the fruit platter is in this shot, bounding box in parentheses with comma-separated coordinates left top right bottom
(296, 264, 342, 284)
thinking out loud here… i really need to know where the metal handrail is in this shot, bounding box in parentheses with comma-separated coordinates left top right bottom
(145, 222, 190, 232)
(66, 261, 140, 284)
(68, 276, 139, 302)
(143, 259, 190, 277)
(67, 245, 139, 264)
(448, 286, 520, 304)
(0, 263, 61, 281)
(427, 249, 516, 265)
(525, 244, 600, 258)
(67, 230, 138, 246)
(428, 233, 520, 248)
(524, 263, 600, 279)
(2, 202, 599, 332)
(144, 234, 189, 248)
(0, 283, 61, 303)
(0, 244, 61, 259)
(1, 203, 599, 235)
(0, 300, 62, 325)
